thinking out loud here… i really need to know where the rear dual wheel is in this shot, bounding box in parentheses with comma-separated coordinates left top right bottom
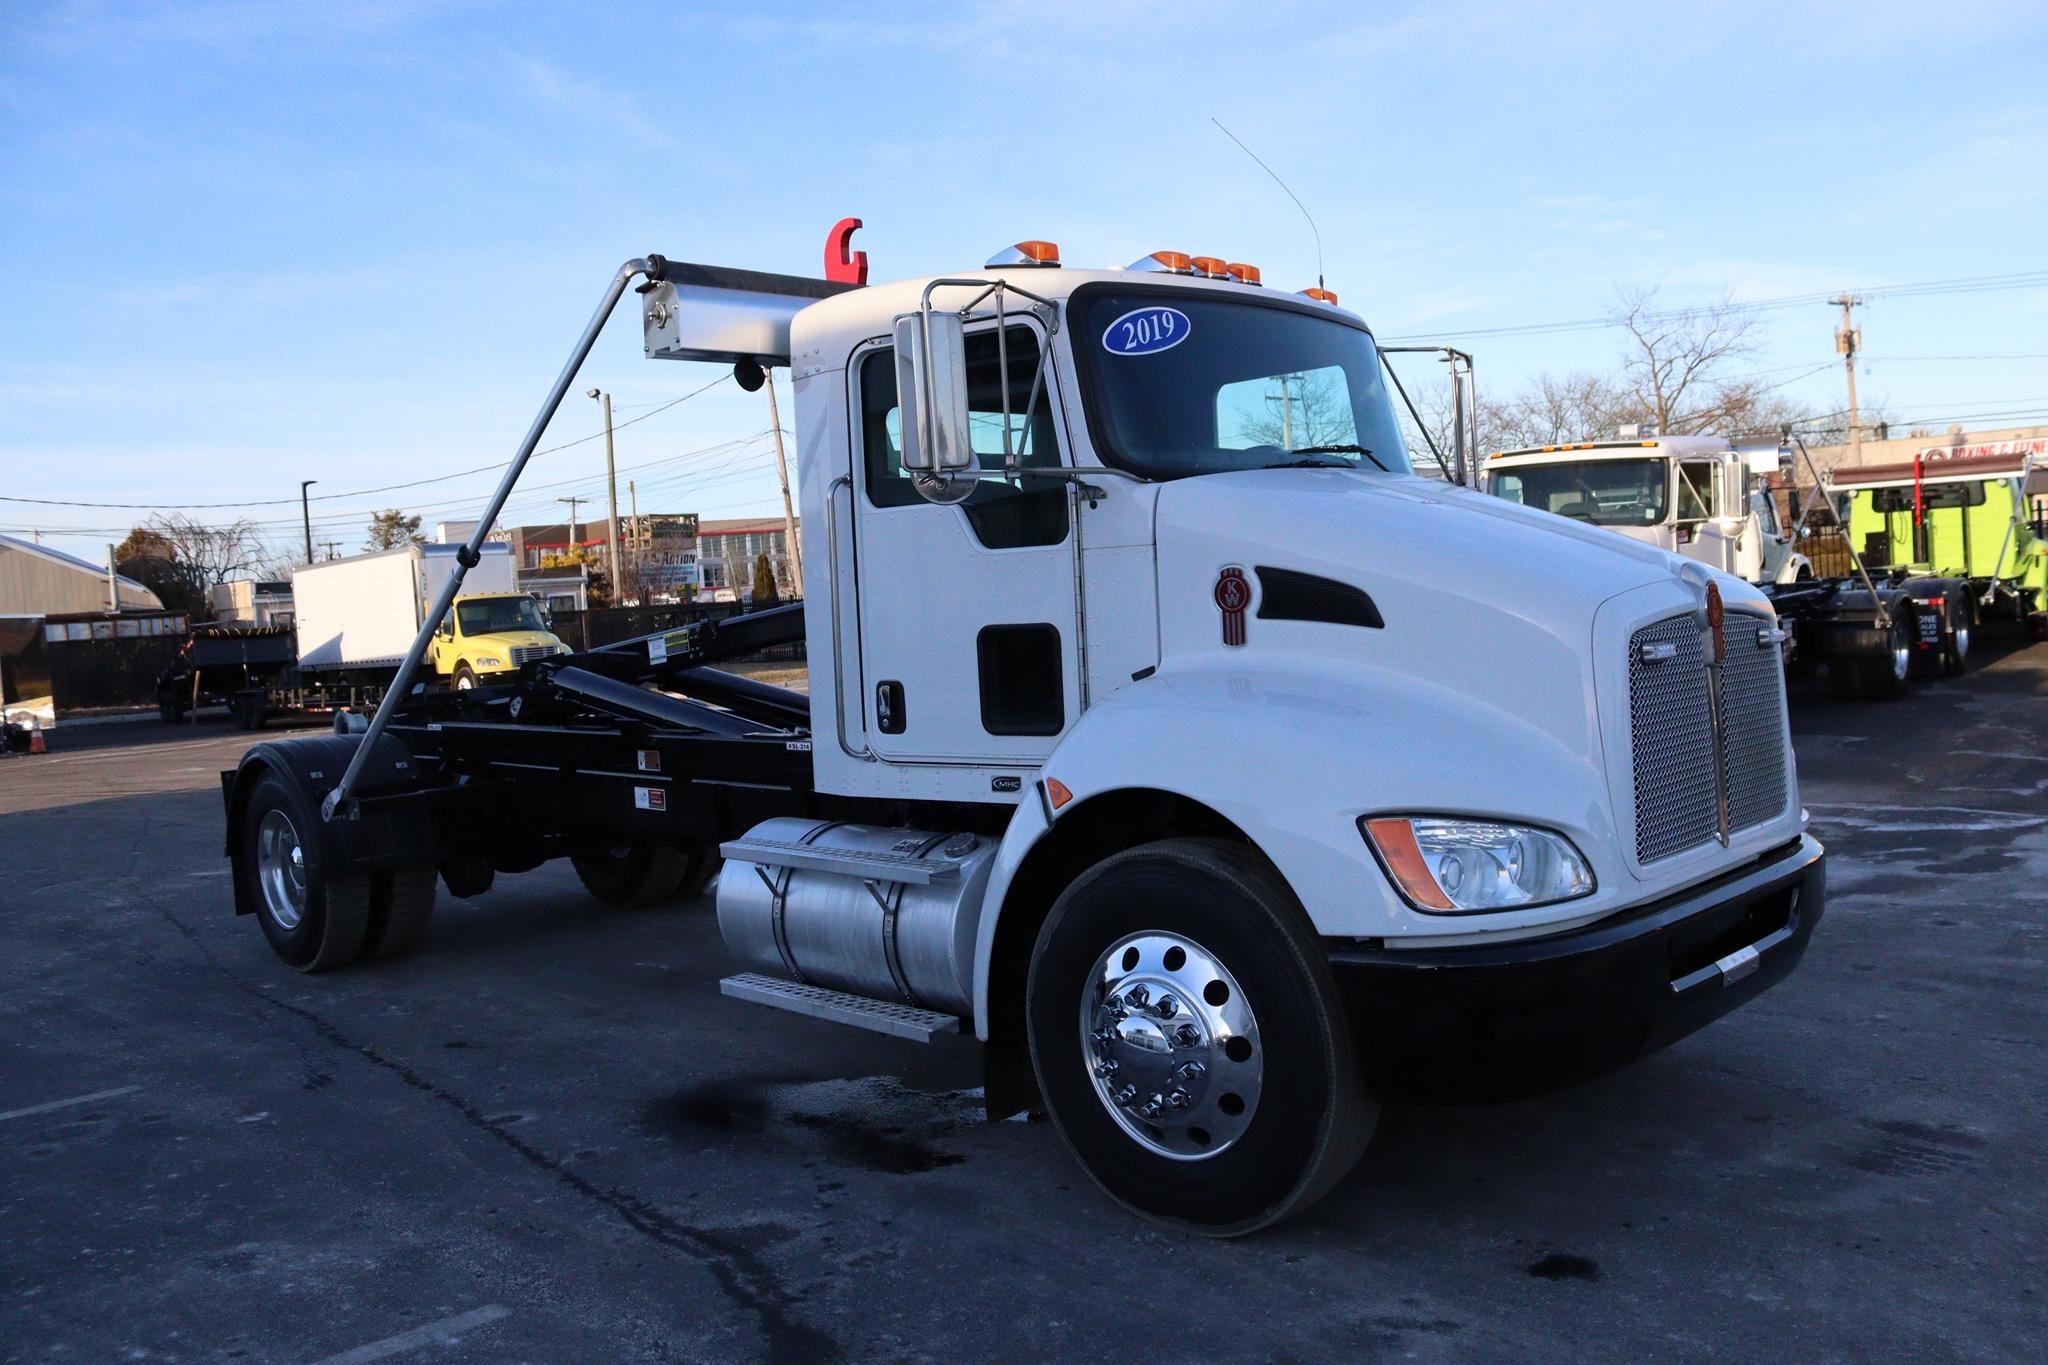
(239, 774, 436, 971)
(1831, 611, 1914, 702)
(570, 843, 720, 908)
(1026, 838, 1375, 1237)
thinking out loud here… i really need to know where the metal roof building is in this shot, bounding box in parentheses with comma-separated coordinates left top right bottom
(0, 534, 164, 615)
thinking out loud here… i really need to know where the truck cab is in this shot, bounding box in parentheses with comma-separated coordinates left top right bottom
(1483, 436, 1809, 584)
(225, 241, 1826, 1235)
(428, 591, 565, 688)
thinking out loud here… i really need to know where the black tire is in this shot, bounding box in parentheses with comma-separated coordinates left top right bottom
(571, 843, 691, 908)
(362, 865, 437, 959)
(1942, 597, 1973, 678)
(1858, 610, 1915, 701)
(676, 845, 722, 902)
(237, 773, 371, 972)
(451, 663, 477, 691)
(1025, 838, 1375, 1237)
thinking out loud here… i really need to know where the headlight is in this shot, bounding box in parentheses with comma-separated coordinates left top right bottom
(1361, 816, 1594, 913)
(474, 656, 504, 669)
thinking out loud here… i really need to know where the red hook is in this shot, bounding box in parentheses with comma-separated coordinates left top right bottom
(825, 217, 868, 286)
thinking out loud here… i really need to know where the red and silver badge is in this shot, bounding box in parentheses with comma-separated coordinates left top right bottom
(1214, 566, 1251, 647)
(1705, 580, 1726, 663)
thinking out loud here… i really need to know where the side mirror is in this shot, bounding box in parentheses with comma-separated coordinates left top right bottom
(894, 312, 974, 480)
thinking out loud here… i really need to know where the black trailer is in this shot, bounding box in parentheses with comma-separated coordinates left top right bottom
(159, 626, 422, 730)
(219, 604, 947, 969)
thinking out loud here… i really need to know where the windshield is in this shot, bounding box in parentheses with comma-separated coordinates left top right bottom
(1068, 287, 1412, 479)
(1489, 457, 1670, 526)
(455, 596, 548, 635)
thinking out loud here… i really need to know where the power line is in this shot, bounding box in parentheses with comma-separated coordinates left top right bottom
(1381, 268, 2048, 343)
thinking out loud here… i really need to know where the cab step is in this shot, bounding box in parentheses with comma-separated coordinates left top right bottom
(718, 973, 962, 1043)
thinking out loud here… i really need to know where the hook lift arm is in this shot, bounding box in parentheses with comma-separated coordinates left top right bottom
(323, 255, 669, 821)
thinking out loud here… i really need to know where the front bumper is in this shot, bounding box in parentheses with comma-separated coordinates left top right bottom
(1330, 834, 1825, 1102)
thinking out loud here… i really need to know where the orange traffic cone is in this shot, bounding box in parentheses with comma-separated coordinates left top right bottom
(27, 719, 46, 754)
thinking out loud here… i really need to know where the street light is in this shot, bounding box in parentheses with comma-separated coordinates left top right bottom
(300, 480, 317, 563)
(587, 388, 623, 604)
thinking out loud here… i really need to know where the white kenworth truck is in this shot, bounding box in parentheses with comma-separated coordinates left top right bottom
(221, 239, 1825, 1235)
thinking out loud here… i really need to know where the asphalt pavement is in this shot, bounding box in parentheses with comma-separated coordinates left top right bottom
(3, 643, 2044, 1362)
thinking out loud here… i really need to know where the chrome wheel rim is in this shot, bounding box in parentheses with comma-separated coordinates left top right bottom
(256, 808, 307, 931)
(455, 673, 473, 690)
(1892, 624, 1911, 681)
(1080, 931, 1263, 1161)
(1954, 624, 1970, 659)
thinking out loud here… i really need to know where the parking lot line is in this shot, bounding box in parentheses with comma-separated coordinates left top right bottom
(0, 1085, 142, 1123)
(310, 1305, 510, 1365)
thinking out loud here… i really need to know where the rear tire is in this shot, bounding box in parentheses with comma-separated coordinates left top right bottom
(1856, 611, 1914, 701)
(1025, 838, 1375, 1237)
(572, 843, 691, 908)
(363, 866, 437, 959)
(239, 774, 371, 972)
(1941, 598, 1973, 677)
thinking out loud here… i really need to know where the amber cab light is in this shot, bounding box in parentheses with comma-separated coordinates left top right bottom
(1190, 255, 1231, 279)
(1300, 287, 1340, 305)
(1128, 250, 1196, 275)
(986, 240, 1062, 268)
(1225, 262, 1262, 285)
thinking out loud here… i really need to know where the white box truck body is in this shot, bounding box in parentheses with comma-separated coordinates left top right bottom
(294, 544, 516, 671)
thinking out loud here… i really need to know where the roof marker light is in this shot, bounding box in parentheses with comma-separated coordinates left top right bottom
(986, 240, 1062, 268)
(1300, 287, 1340, 305)
(1225, 262, 1262, 285)
(1128, 250, 1196, 275)
(1190, 255, 1231, 279)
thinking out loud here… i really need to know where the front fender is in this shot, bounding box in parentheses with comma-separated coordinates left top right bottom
(969, 653, 1620, 1035)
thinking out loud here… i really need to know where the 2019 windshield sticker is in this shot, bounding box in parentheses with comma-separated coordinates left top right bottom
(1102, 306, 1191, 357)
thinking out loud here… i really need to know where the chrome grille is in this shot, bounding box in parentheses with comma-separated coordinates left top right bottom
(1723, 618, 1790, 833)
(1627, 611, 1791, 863)
(510, 644, 555, 665)
(1628, 615, 1716, 862)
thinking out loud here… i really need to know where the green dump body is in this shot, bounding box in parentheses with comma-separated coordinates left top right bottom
(1838, 460, 2046, 610)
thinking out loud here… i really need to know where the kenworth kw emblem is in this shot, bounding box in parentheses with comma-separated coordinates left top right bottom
(1215, 566, 1251, 647)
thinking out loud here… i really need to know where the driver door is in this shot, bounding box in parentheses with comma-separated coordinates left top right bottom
(847, 321, 1080, 765)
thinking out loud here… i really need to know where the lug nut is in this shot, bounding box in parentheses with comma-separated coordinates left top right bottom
(1167, 1088, 1192, 1110)
(1124, 985, 1150, 1010)
(1095, 1060, 1120, 1080)
(1115, 1084, 1138, 1107)
(1174, 1024, 1201, 1047)
(1155, 994, 1179, 1018)
(1138, 1095, 1164, 1119)
(1176, 1061, 1206, 1082)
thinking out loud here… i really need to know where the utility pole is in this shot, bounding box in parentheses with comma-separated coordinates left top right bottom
(628, 478, 642, 605)
(586, 389, 623, 601)
(320, 540, 342, 561)
(763, 371, 803, 597)
(300, 479, 318, 564)
(558, 496, 582, 555)
(1831, 295, 1864, 467)
(106, 543, 119, 612)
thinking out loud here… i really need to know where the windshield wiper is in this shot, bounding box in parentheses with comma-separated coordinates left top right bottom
(1268, 443, 1388, 472)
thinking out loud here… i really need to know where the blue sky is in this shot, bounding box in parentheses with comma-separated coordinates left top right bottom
(4, 0, 2045, 564)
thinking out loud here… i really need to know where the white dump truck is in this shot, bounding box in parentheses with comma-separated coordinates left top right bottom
(220, 237, 1824, 1234)
(1484, 435, 1964, 699)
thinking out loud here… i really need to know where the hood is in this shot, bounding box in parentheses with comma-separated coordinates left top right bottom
(1150, 469, 1718, 766)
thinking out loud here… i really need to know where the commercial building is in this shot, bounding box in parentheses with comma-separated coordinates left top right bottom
(499, 511, 799, 606)
(0, 533, 163, 615)
(208, 579, 295, 628)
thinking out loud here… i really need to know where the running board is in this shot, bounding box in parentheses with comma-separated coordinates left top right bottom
(719, 837, 959, 884)
(719, 974, 962, 1043)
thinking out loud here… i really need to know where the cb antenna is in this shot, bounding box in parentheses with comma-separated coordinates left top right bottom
(1211, 116, 1324, 291)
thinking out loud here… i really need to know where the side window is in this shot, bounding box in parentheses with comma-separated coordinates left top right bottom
(860, 327, 1069, 549)
(1676, 462, 1719, 521)
(1754, 490, 1779, 537)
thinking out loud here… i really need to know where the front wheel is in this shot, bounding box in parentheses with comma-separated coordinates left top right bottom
(1026, 838, 1375, 1236)
(452, 663, 477, 691)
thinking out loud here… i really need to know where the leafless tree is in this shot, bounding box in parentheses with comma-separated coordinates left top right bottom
(145, 513, 267, 587)
(1609, 286, 1766, 435)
